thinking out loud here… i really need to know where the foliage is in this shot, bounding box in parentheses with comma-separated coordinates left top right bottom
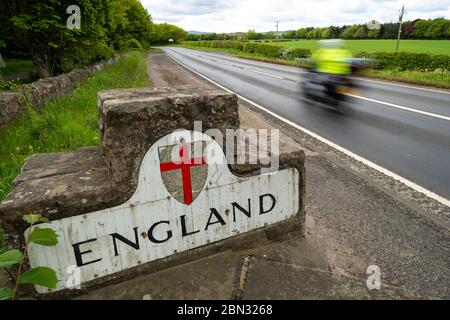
(355, 51, 450, 72)
(151, 23, 188, 44)
(0, 0, 184, 78)
(0, 213, 58, 300)
(186, 18, 450, 42)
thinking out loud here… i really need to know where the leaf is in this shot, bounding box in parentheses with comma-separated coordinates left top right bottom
(19, 267, 58, 289)
(28, 228, 58, 246)
(39, 217, 51, 223)
(0, 287, 13, 300)
(23, 214, 42, 225)
(0, 250, 23, 268)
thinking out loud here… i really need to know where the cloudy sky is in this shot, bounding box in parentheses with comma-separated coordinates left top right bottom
(141, 0, 450, 32)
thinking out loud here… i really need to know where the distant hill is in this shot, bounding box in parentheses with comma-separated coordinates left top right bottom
(188, 31, 208, 35)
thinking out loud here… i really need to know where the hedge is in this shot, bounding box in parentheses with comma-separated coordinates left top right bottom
(183, 40, 311, 60)
(355, 51, 450, 72)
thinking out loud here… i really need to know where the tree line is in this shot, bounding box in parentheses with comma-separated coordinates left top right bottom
(0, 0, 188, 78)
(186, 18, 450, 42)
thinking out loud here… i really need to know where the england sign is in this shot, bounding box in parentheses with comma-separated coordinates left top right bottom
(26, 131, 300, 293)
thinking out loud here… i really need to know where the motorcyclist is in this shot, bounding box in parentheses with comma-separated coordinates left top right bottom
(312, 39, 352, 76)
(310, 39, 353, 98)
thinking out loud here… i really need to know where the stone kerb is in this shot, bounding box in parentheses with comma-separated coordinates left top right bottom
(0, 86, 305, 297)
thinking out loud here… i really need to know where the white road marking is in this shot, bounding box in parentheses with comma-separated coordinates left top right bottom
(354, 77, 450, 95)
(177, 48, 285, 80)
(168, 51, 450, 208)
(346, 93, 450, 122)
(243, 67, 284, 79)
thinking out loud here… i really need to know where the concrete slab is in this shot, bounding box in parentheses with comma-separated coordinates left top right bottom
(243, 257, 417, 300)
(77, 251, 242, 300)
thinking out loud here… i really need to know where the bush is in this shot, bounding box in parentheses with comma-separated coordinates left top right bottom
(124, 39, 144, 51)
(243, 42, 283, 58)
(280, 48, 311, 60)
(355, 51, 450, 71)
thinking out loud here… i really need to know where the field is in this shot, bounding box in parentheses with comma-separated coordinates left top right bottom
(0, 51, 149, 201)
(265, 40, 450, 55)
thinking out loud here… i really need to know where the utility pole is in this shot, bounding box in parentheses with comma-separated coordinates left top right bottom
(396, 5, 405, 52)
(276, 21, 279, 41)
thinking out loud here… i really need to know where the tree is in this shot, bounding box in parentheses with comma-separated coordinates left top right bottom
(425, 18, 450, 39)
(295, 28, 310, 39)
(151, 23, 188, 44)
(320, 28, 331, 39)
(283, 30, 296, 39)
(247, 29, 258, 40)
(341, 25, 360, 39)
(354, 26, 368, 39)
(367, 28, 380, 39)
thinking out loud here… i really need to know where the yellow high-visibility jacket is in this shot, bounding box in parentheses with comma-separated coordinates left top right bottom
(312, 48, 352, 75)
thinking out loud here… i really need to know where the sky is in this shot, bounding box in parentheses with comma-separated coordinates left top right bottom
(141, 0, 450, 33)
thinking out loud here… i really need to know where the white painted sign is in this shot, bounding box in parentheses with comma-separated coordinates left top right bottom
(26, 131, 300, 293)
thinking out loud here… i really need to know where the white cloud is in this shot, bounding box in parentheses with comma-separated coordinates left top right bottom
(141, 0, 450, 32)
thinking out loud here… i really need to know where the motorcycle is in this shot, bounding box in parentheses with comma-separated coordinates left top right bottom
(300, 58, 372, 106)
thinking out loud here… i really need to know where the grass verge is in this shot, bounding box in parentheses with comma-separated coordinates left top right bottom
(178, 45, 450, 89)
(357, 69, 450, 89)
(0, 51, 150, 201)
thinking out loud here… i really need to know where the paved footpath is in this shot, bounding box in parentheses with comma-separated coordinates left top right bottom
(80, 52, 448, 299)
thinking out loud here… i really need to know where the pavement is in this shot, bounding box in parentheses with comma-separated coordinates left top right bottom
(79, 51, 449, 300)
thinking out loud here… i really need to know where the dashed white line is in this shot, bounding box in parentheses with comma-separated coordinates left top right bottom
(346, 93, 450, 122)
(243, 68, 284, 79)
(167, 52, 450, 208)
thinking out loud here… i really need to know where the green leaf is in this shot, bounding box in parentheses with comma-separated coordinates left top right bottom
(23, 214, 42, 225)
(0, 287, 13, 300)
(39, 217, 51, 223)
(0, 250, 23, 268)
(19, 267, 58, 289)
(28, 228, 58, 246)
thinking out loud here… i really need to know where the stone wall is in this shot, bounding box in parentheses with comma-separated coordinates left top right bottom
(0, 56, 121, 128)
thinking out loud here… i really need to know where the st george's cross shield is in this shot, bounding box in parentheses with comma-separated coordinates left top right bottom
(158, 141, 208, 205)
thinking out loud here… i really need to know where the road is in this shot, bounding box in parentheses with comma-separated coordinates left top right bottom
(162, 47, 450, 201)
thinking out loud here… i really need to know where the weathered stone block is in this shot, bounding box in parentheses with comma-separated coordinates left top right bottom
(98, 86, 240, 196)
(0, 91, 24, 127)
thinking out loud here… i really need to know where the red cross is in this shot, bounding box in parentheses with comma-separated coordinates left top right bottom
(160, 144, 207, 205)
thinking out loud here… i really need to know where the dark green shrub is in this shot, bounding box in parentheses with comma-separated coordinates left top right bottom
(124, 39, 144, 51)
(355, 51, 450, 71)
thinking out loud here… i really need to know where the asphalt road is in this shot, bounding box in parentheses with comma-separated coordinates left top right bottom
(162, 47, 450, 200)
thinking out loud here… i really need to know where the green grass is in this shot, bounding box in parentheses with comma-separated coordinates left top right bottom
(0, 51, 149, 201)
(2, 58, 35, 75)
(270, 40, 450, 55)
(359, 68, 450, 88)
